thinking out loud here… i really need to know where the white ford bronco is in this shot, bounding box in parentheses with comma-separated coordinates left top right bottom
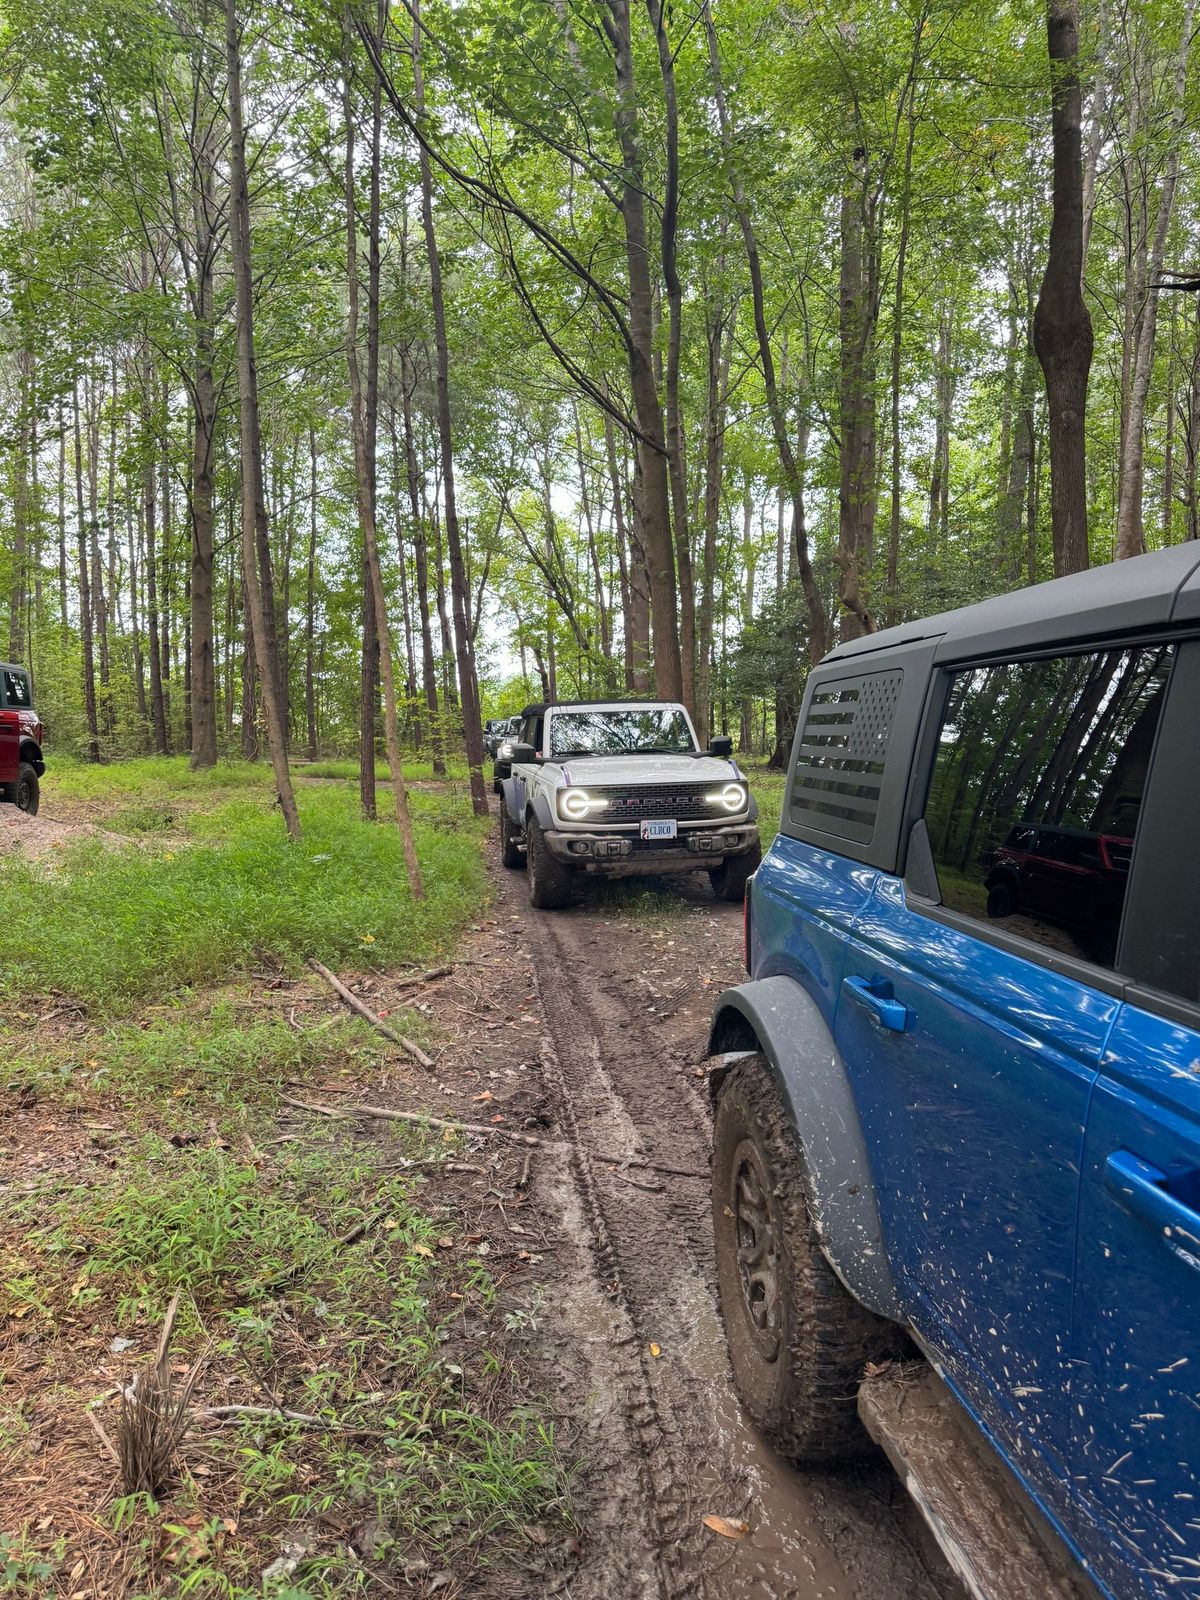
(497, 699, 761, 909)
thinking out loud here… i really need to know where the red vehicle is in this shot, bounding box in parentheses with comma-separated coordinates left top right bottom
(0, 662, 45, 815)
(984, 821, 1132, 959)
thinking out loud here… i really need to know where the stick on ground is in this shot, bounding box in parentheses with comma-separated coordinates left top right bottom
(280, 1091, 540, 1146)
(307, 957, 434, 1069)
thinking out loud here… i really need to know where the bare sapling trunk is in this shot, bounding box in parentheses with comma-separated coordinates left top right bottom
(224, 0, 300, 838)
(1033, 0, 1093, 576)
(344, 11, 424, 897)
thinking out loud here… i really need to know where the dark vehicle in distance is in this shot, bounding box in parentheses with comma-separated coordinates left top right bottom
(489, 717, 522, 792)
(0, 663, 44, 815)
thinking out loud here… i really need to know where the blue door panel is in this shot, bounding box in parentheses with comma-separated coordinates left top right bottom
(835, 873, 1118, 1513)
(1070, 1004, 1200, 1600)
(752, 835, 878, 1028)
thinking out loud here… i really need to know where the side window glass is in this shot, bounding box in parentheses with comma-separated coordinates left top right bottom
(923, 645, 1173, 970)
(4, 671, 31, 709)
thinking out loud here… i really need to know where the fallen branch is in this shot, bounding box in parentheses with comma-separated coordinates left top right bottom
(307, 958, 434, 1069)
(280, 1092, 540, 1146)
(390, 964, 453, 992)
(85, 1407, 121, 1466)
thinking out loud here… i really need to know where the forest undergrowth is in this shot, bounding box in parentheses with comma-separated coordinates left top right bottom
(0, 761, 574, 1598)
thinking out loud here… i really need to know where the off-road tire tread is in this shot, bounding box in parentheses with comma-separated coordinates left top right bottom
(527, 818, 572, 909)
(15, 762, 39, 816)
(712, 1057, 905, 1463)
(499, 806, 524, 869)
(709, 839, 762, 902)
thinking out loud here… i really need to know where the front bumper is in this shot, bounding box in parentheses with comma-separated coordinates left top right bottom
(544, 823, 759, 873)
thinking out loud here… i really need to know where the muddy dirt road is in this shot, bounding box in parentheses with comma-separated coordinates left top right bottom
(496, 858, 963, 1600)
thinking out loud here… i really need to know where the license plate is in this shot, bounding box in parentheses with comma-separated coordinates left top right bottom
(640, 818, 677, 841)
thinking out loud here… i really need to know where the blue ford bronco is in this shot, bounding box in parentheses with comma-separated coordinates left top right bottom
(708, 545, 1200, 1600)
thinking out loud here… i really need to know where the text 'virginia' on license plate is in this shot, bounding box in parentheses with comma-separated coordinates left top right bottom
(640, 818, 677, 840)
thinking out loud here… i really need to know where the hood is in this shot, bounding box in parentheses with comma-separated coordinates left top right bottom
(557, 753, 740, 787)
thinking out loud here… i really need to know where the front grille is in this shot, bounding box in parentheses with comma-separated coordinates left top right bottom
(589, 782, 728, 822)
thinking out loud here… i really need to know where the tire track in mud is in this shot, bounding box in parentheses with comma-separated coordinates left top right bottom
(514, 871, 965, 1600)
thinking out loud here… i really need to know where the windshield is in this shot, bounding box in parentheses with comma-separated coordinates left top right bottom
(549, 708, 696, 758)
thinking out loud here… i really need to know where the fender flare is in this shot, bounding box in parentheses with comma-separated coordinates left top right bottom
(500, 775, 521, 823)
(526, 788, 556, 832)
(19, 739, 45, 777)
(708, 976, 902, 1320)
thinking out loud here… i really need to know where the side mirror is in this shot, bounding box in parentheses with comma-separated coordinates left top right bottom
(709, 735, 733, 758)
(510, 741, 537, 764)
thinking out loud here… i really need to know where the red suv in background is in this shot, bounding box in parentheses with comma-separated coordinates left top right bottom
(984, 821, 1131, 960)
(0, 663, 45, 815)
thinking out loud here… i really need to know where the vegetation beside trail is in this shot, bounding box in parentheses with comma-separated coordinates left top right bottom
(0, 762, 573, 1598)
(0, 759, 486, 1011)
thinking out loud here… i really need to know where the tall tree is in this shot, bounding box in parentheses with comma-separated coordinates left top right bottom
(1033, 0, 1093, 576)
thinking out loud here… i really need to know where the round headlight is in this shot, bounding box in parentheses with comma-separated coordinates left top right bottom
(714, 782, 747, 812)
(560, 788, 592, 820)
(499, 741, 514, 758)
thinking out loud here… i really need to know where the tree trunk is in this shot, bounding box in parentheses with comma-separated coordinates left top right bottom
(647, 0, 693, 713)
(1114, 0, 1196, 560)
(224, 0, 300, 837)
(400, 351, 444, 773)
(605, 0, 683, 701)
(413, 0, 488, 813)
(1033, 0, 1093, 577)
(885, 102, 916, 624)
(344, 10, 424, 895)
(704, 5, 828, 663)
(144, 449, 169, 756)
(837, 138, 878, 639)
(71, 384, 100, 762)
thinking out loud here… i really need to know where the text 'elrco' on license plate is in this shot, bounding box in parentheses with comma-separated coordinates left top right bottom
(640, 818, 677, 840)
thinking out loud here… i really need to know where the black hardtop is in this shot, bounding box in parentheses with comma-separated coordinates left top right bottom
(821, 543, 1200, 668)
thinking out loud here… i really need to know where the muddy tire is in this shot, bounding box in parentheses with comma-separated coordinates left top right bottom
(15, 763, 39, 816)
(986, 880, 1016, 919)
(709, 839, 762, 902)
(527, 818, 572, 909)
(712, 1056, 904, 1463)
(499, 806, 524, 869)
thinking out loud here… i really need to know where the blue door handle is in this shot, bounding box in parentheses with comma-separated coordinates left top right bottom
(843, 975, 911, 1033)
(1105, 1151, 1200, 1260)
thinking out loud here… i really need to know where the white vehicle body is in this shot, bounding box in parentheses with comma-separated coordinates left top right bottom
(498, 700, 761, 906)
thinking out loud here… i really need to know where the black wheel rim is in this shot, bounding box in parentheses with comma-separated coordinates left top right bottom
(16, 779, 32, 812)
(730, 1138, 782, 1361)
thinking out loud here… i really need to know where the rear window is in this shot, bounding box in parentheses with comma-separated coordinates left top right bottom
(789, 670, 904, 843)
(3, 670, 31, 709)
(923, 645, 1173, 970)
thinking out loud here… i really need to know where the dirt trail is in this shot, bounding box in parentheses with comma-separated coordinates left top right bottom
(502, 861, 963, 1600)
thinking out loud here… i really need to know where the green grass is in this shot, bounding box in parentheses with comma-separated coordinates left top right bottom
(0, 754, 574, 1596)
(744, 763, 787, 851)
(0, 1000, 409, 1129)
(300, 755, 471, 784)
(4, 1133, 574, 1593)
(0, 772, 487, 1012)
